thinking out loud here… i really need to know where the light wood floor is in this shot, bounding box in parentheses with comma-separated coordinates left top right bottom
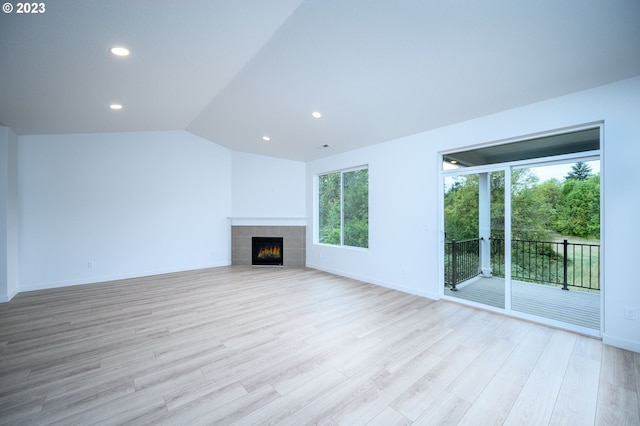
(0, 266, 638, 425)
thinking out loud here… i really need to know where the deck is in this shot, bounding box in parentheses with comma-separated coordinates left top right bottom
(444, 276, 600, 330)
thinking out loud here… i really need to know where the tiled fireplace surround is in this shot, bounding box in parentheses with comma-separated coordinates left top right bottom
(230, 218, 306, 267)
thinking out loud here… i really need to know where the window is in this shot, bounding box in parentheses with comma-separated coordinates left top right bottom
(318, 167, 368, 248)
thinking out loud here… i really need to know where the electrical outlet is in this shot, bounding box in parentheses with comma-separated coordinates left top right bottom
(624, 307, 636, 321)
(87, 261, 94, 269)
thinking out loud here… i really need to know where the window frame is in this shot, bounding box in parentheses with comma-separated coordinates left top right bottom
(315, 165, 369, 249)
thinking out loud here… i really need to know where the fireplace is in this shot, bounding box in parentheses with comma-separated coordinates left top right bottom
(252, 237, 284, 266)
(231, 224, 305, 267)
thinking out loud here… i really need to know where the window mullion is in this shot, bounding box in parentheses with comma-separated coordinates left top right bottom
(340, 171, 345, 246)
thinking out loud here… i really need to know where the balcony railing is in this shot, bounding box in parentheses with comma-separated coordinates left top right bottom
(445, 237, 600, 292)
(444, 238, 481, 290)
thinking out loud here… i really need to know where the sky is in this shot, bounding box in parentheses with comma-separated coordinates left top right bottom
(443, 160, 600, 183)
(530, 160, 600, 182)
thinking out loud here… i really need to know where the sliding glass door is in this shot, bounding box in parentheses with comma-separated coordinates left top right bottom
(441, 127, 601, 334)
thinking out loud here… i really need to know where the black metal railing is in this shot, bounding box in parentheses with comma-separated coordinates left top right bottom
(444, 238, 481, 290)
(491, 238, 600, 291)
(445, 237, 600, 292)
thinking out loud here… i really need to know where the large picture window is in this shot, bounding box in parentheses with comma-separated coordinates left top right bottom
(318, 167, 369, 248)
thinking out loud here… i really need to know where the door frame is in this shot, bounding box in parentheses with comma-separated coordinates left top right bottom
(438, 124, 603, 336)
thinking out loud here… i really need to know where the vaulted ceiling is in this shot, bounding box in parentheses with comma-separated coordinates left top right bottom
(1, 0, 639, 161)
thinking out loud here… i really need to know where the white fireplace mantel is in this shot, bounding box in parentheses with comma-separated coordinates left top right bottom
(228, 217, 307, 227)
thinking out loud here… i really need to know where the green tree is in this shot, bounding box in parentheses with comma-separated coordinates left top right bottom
(318, 173, 341, 244)
(554, 174, 600, 238)
(444, 174, 479, 241)
(565, 161, 592, 181)
(343, 169, 369, 248)
(444, 165, 600, 286)
(534, 178, 563, 230)
(445, 170, 572, 242)
(510, 169, 548, 241)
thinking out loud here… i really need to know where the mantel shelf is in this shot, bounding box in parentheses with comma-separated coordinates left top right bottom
(228, 217, 307, 227)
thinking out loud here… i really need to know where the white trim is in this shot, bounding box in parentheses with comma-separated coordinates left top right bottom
(313, 243, 368, 252)
(340, 172, 345, 244)
(0, 288, 18, 303)
(438, 154, 446, 298)
(504, 167, 512, 312)
(228, 217, 307, 227)
(602, 334, 640, 353)
(307, 263, 440, 300)
(598, 124, 606, 334)
(17, 262, 230, 293)
(313, 174, 320, 244)
(317, 164, 368, 176)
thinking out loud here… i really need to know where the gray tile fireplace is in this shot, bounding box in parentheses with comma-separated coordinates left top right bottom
(230, 219, 306, 267)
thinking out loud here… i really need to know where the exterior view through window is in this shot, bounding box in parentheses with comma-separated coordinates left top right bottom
(318, 167, 369, 248)
(441, 127, 601, 333)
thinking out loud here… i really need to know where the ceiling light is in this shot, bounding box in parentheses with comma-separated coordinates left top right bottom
(110, 47, 130, 57)
(311, 111, 322, 119)
(450, 160, 457, 164)
(262, 136, 271, 141)
(109, 104, 123, 110)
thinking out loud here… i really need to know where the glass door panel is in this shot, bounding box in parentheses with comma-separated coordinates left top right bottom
(444, 171, 505, 309)
(510, 161, 600, 330)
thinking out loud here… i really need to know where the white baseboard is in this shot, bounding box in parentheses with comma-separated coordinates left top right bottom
(17, 261, 231, 294)
(306, 263, 440, 300)
(0, 288, 18, 303)
(602, 334, 640, 353)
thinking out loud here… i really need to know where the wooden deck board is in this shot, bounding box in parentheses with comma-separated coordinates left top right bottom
(445, 276, 600, 330)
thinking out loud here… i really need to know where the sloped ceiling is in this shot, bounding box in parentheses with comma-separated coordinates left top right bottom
(1, 0, 639, 161)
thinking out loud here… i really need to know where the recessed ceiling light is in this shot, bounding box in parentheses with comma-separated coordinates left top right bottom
(110, 104, 123, 110)
(262, 136, 271, 141)
(110, 47, 130, 57)
(311, 111, 322, 119)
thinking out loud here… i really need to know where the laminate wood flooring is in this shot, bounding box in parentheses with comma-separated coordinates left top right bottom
(0, 266, 638, 425)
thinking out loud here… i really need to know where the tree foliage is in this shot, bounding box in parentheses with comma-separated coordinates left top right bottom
(444, 166, 599, 241)
(343, 169, 369, 248)
(318, 169, 369, 248)
(565, 161, 592, 181)
(444, 175, 479, 241)
(318, 173, 341, 245)
(444, 169, 565, 242)
(444, 162, 600, 285)
(554, 175, 600, 238)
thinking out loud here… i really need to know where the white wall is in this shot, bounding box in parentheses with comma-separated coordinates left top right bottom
(18, 130, 232, 291)
(231, 151, 305, 218)
(306, 142, 436, 299)
(0, 126, 19, 301)
(306, 76, 640, 352)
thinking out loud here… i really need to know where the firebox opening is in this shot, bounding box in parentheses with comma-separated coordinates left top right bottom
(252, 237, 284, 266)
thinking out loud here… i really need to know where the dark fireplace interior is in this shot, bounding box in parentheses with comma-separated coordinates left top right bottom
(252, 237, 284, 266)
